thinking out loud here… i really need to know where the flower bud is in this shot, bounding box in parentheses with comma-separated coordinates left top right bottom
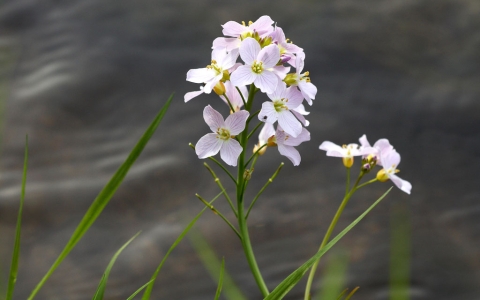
(267, 135, 277, 147)
(283, 73, 297, 86)
(342, 157, 354, 168)
(213, 81, 226, 96)
(376, 169, 389, 182)
(253, 143, 267, 155)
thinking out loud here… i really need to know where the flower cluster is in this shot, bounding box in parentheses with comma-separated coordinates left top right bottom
(319, 135, 412, 194)
(185, 16, 316, 166)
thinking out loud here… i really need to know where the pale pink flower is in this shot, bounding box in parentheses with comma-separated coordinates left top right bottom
(184, 86, 205, 102)
(230, 38, 280, 94)
(258, 81, 304, 137)
(186, 48, 239, 99)
(220, 81, 247, 112)
(377, 149, 412, 194)
(292, 104, 310, 127)
(284, 51, 317, 105)
(319, 141, 374, 168)
(358, 134, 394, 166)
(213, 16, 274, 51)
(274, 126, 310, 166)
(195, 105, 249, 166)
(269, 26, 303, 67)
(253, 122, 276, 155)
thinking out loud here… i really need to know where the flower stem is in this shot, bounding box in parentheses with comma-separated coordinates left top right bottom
(236, 84, 269, 297)
(304, 171, 364, 300)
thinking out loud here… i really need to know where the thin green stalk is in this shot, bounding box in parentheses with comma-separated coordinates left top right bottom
(244, 145, 266, 168)
(304, 171, 364, 300)
(5, 136, 28, 300)
(246, 163, 284, 219)
(189, 143, 237, 184)
(247, 121, 264, 140)
(235, 86, 247, 107)
(223, 94, 236, 113)
(196, 193, 241, 239)
(345, 168, 350, 195)
(345, 287, 360, 300)
(235, 84, 269, 297)
(355, 178, 378, 190)
(204, 162, 237, 217)
(246, 110, 260, 124)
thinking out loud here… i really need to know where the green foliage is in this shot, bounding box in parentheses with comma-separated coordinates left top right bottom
(264, 188, 392, 300)
(314, 250, 349, 300)
(5, 136, 28, 300)
(92, 232, 140, 300)
(27, 94, 173, 300)
(389, 203, 410, 300)
(213, 258, 225, 300)
(188, 229, 247, 300)
(141, 191, 223, 300)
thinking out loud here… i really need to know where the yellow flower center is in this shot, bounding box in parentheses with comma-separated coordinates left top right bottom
(251, 60, 264, 74)
(217, 128, 233, 141)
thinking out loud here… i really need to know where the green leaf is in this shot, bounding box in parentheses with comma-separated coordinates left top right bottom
(141, 191, 223, 300)
(28, 94, 173, 300)
(264, 187, 392, 300)
(389, 203, 410, 300)
(188, 229, 247, 300)
(126, 280, 154, 300)
(5, 136, 28, 300)
(314, 250, 349, 300)
(92, 232, 140, 300)
(213, 258, 225, 300)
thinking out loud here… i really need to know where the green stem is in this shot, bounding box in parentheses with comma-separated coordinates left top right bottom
(196, 193, 241, 239)
(223, 93, 236, 113)
(189, 143, 237, 184)
(204, 162, 237, 217)
(236, 84, 269, 297)
(304, 170, 364, 300)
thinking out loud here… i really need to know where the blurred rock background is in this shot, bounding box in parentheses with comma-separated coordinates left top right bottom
(0, 0, 479, 299)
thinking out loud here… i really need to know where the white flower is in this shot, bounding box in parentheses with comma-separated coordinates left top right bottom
(376, 149, 412, 194)
(195, 105, 249, 166)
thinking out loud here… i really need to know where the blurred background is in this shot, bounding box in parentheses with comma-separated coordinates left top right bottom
(0, 0, 479, 299)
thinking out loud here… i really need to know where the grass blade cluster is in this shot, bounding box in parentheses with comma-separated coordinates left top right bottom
(265, 188, 392, 300)
(92, 232, 140, 300)
(28, 94, 173, 300)
(5, 136, 28, 300)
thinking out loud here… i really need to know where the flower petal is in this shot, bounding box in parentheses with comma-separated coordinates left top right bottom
(319, 141, 345, 157)
(283, 127, 310, 146)
(258, 44, 280, 68)
(230, 65, 257, 87)
(250, 16, 274, 36)
(212, 37, 241, 51)
(184, 88, 204, 103)
(254, 71, 278, 94)
(381, 149, 401, 168)
(285, 86, 304, 109)
(203, 105, 225, 132)
(220, 139, 243, 166)
(278, 144, 301, 166)
(292, 109, 309, 126)
(389, 174, 412, 194)
(186, 68, 216, 83)
(258, 123, 275, 144)
(359, 134, 371, 148)
(239, 38, 260, 65)
(222, 21, 246, 37)
(258, 101, 278, 124)
(277, 111, 302, 138)
(299, 81, 317, 104)
(224, 110, 249, 135)
(195, 133, 223, 159)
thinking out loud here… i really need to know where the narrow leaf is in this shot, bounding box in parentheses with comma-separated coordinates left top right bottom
(213, 258, 225, 300)
(92, 232, 140, 300)
(28, 94, 173, 300)
(315, 250, 349, 300)
(126, 280, 154, 300)
(189, 229, 247, 300)
(344, 286, 360, 300)
(5, 136, 28, 300)
(141, 191, 223, 300)
(265, 188, 392, 300)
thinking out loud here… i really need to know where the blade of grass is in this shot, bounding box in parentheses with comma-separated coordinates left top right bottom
(141, 191, 223, 300)
(92, 232, 140, 300)
(314, 249, 349, 300)
(5, 136, 28, 300)
(28, 94, 173, 300)
(213, 258, 225, 300)
(188, 229, 247, 300)
(344, 286, 359, 300)
(126, 280, 154, 300)
(264, 187, 392, 300)
(389, 203, 410, 300)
